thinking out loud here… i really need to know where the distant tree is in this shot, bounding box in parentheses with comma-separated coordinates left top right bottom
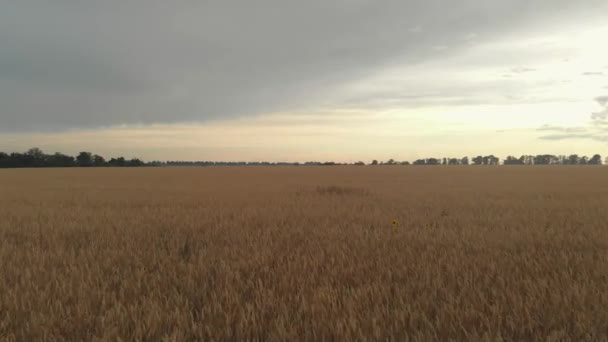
(304, 161, 321, 166)
(386, 159, 396, 165)
(413, 159, 426, 165)
(461, 156, 469, 165)
(76, 152, 93, 167)
(580, 156, 589, 165)
(524, 155, 535, 165)
(108, 157, 126, 167)
(371, 160, 378, 165)
(93, 155, 106, 167)
(10, 152, 34, 167)
(533, 155, 548, 165)
(427, 158, 440, 165)
(400, 161, 410, 165)
(543, 155, 559, 165)
(354, 161, 365, 165)
(442, 158, 448, 165)
(0, 152, 8, 168)
(589, 154, 603, 165)
(566, 154, 580, 165)
(128, 158, 145, 167)
(605, 156, 608, 165)
(47, 153, 75, 167)
(26, 147, 47, 167)
(472, 156, 483, 165)
(448, 158, 460, 165)
(517, 156, 526, 165)
(504, 156, 523, 165)
(483, 155, 499, 165)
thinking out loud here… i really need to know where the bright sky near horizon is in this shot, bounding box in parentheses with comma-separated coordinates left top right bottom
(1, 1, 608, 162)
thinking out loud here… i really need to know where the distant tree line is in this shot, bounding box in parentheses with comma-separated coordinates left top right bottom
(0, 148, 605, 168)
(160, 161, 351, 166)
(378, 154, 603, 166)
(502, 154, 604, 165)
(0, 148, 144, 168)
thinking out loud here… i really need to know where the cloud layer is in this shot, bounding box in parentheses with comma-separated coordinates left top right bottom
(539, 96, 608, 142)
(2, 0, 608, 132)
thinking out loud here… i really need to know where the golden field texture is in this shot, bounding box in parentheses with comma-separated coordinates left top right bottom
(1, 166, 608, 341)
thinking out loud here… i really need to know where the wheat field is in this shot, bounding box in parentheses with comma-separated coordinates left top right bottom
(1, 166, 607, 341)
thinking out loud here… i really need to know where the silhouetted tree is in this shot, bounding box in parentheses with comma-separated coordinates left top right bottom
(543, 155, 560, 165)
(0, 152, 9, 168)
(128, 158, 145, 167)
(472, 156, 483, 165)
(26, 148, 47, 167)
(483, 155, 499, 165)
(518, 156, 527, 165)
(371, 160, 378, 165)
(461, 157, 469, 165)
(93, 155, 106, 167)
(76, 152, 93, 167)
(565, 154, 579, 165)
(413, 159, 426, 165)
(589, 154, 603, 165)
(108, 157, 126, 167)
(47, 153, 75, 167)
(12, 152, 33, 167)
(504, 156, 524, 165)
(354, 161, 365, 165)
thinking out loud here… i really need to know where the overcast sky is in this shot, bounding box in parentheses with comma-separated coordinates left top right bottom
(1, 0, 608, 161)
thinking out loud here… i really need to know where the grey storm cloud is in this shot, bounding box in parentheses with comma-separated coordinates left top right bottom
(2, 0, 608, 132)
